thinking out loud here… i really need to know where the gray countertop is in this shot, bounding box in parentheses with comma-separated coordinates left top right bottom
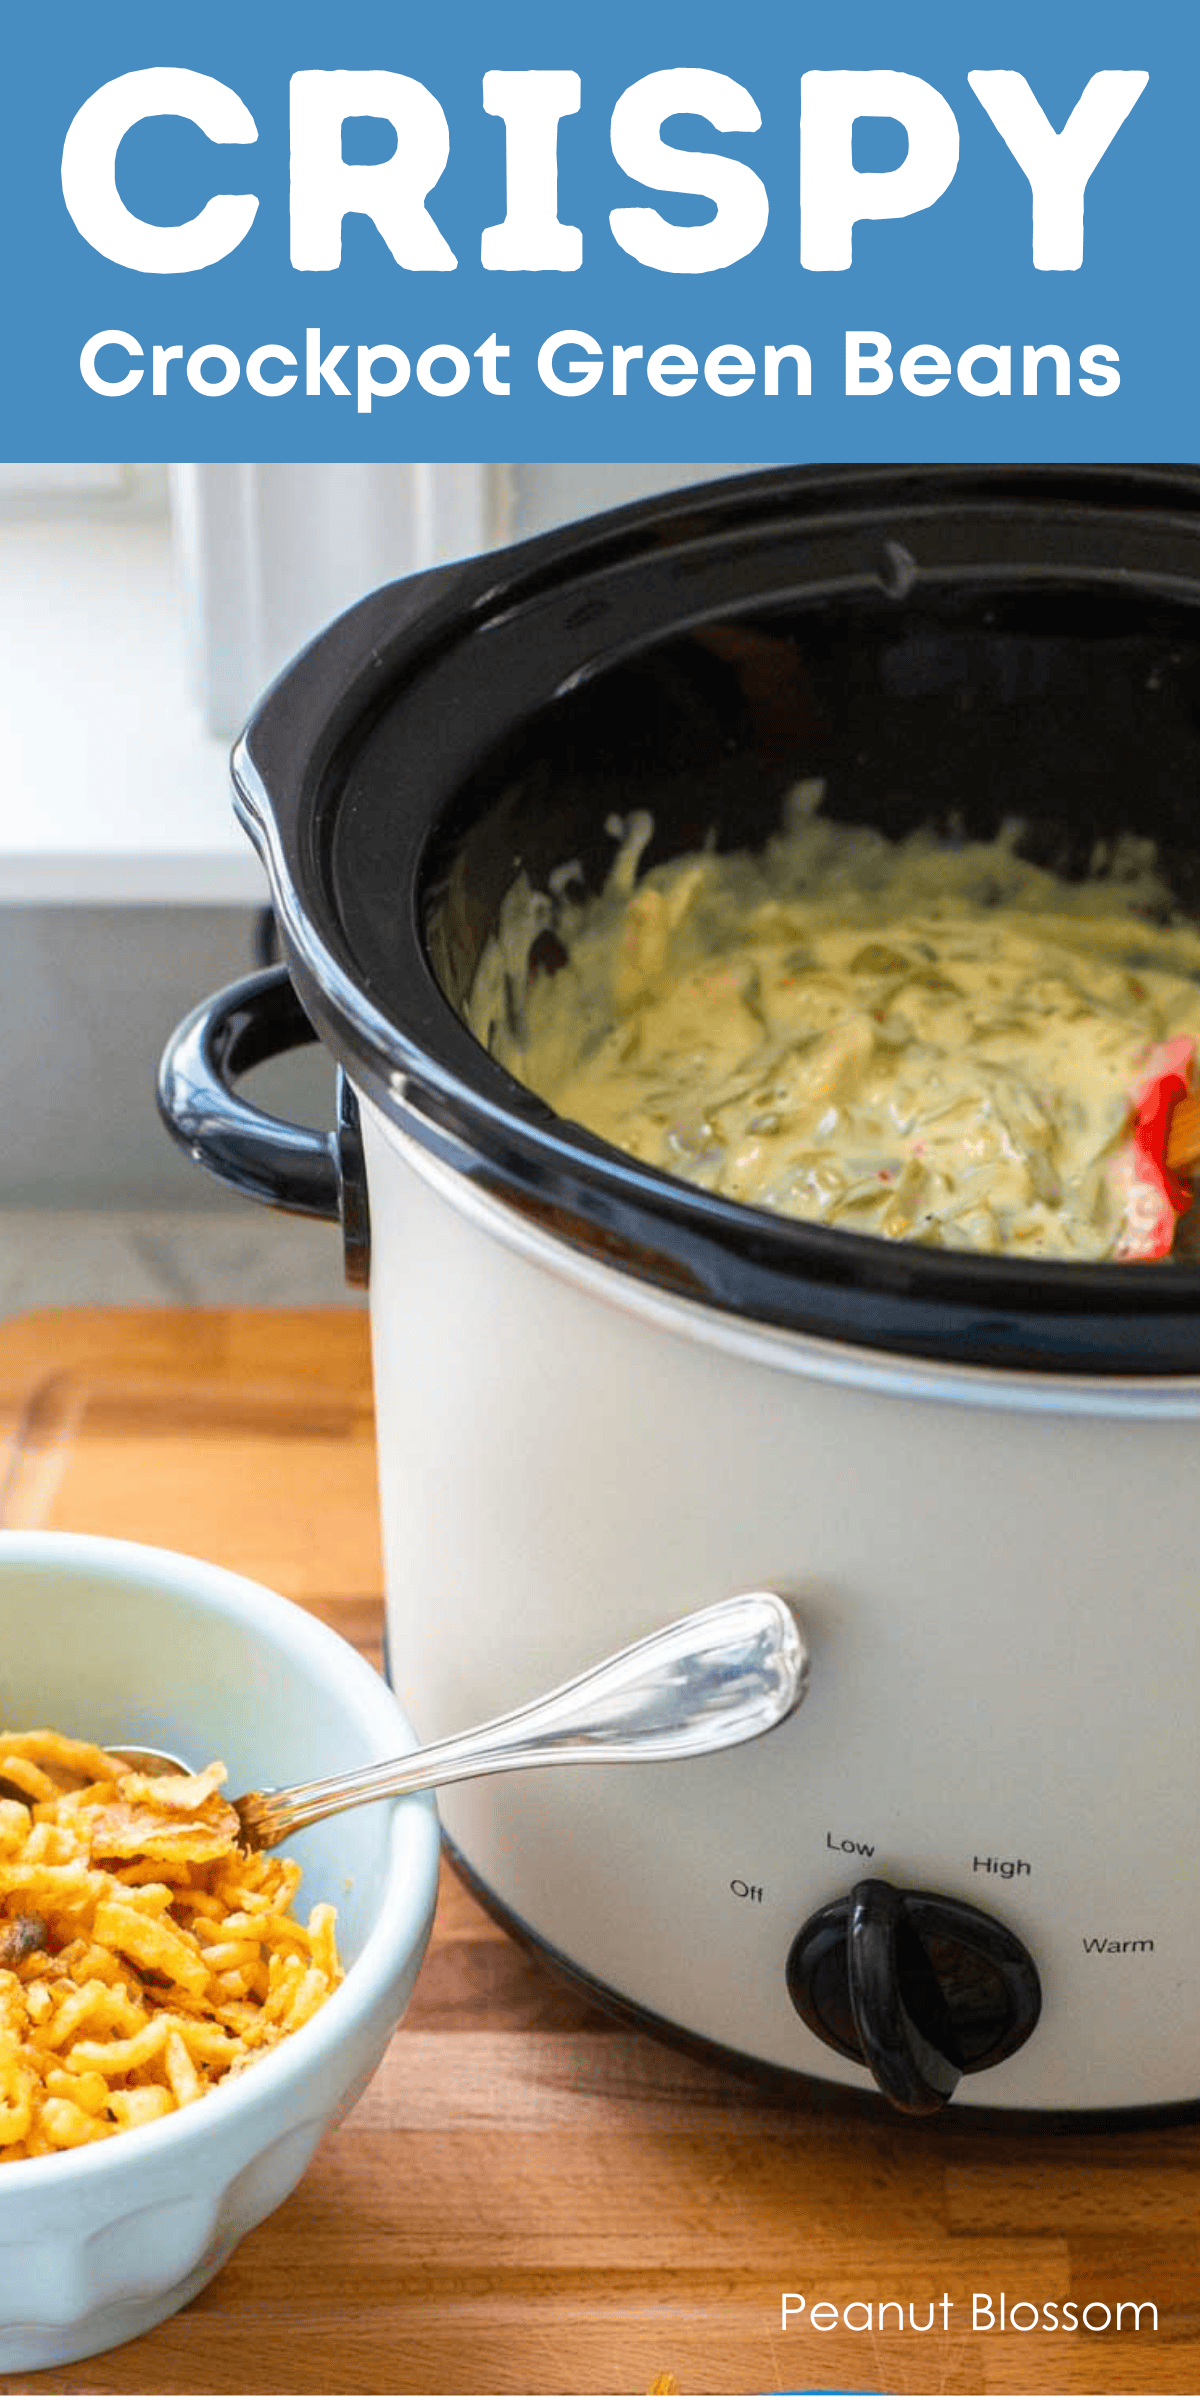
(0, 1211, 360, 1317)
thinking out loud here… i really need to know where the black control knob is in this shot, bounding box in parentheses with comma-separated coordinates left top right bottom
(785, 1878, 1041, 2116)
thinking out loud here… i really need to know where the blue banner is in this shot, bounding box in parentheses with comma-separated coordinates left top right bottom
(3, 0, 1192, 460)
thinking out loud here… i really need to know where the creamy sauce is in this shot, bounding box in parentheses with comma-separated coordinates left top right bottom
(466, 789, 1200, 1260)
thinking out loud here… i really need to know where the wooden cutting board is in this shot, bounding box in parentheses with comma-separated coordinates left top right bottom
(0, 1308, 1195, 2398)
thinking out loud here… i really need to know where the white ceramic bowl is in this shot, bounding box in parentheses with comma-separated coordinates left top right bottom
(0, 1530, 440, 2373)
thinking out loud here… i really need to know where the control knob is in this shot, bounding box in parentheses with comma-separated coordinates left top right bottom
(785, 1877, 1041, 2115)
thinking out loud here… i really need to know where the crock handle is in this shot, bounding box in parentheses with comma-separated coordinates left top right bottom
(157, 966, 369, 1285)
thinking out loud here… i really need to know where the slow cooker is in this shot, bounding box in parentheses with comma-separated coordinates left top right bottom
(161, 464, 1200, 2118)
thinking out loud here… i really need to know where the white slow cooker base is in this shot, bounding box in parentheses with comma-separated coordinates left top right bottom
(364, 1098, 1200, 2117)
(441, 1831, 1200, 2127)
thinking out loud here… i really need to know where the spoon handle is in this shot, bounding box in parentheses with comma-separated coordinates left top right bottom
(235, 1590, 807, 1851)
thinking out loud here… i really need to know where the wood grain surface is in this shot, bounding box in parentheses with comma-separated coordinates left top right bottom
(0, 1307, 1195, 2397)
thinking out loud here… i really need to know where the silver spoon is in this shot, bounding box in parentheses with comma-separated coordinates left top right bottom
(114, 1589, 807, 1852)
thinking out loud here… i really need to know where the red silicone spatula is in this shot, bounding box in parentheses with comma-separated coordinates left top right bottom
(1118, 1037, 1196, 1258)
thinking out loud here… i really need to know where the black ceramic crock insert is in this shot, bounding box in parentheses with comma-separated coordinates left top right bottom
(232, 463, 1200, 1376)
